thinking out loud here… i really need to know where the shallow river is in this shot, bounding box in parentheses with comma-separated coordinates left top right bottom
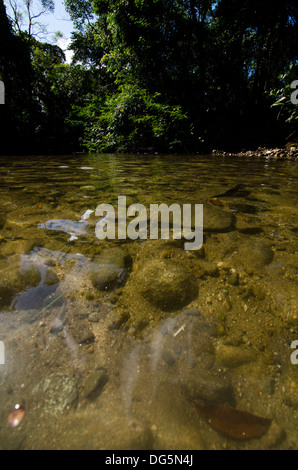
(0, 153, 297, 449)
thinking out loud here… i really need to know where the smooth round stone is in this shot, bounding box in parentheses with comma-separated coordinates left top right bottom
(192, 203, 235, 233)
(135, 259, 198, 311)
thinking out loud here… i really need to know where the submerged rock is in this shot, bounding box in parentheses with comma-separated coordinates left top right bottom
(134, 259, 198, 311)
(215, 344, 257, 368)
(238, 239, 274, 271)
(0, 256, 41, 307)
(90, 247, 132, 291)
(66, 318, 95, 345)
(192, 203, 235, 233)
(196, 260, 219, 278)
(0, 213, 6, 229)
(44, 268, 59, 286)
(12, 282, 59, 312)
(0, 238, 43, 256)
(82, 369, 108, 399)
(186, 369, 234, 405)
(228, 270, 239, 286)
(35, 373, 78, 415)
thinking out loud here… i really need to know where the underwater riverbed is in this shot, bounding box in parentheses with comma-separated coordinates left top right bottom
(0, 153, 297, 450)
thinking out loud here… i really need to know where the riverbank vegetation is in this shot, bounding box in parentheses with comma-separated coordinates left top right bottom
(1, 0, 298, 155)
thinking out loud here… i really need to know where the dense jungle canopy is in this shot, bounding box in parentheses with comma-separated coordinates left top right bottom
(1, 0, 298, 155)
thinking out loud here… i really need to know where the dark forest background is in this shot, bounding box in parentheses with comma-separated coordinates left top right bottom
(1, 0, 298, 155)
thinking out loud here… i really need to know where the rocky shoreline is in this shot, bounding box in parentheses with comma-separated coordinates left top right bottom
(212, 145, 298, 159)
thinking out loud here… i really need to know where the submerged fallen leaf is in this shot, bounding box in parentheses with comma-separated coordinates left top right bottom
(8, 404, 26, 428)
(196, 402, 271, 440)
(208, 198, 224, 207)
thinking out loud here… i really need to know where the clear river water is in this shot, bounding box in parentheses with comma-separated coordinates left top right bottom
(0, 153, 297, 449)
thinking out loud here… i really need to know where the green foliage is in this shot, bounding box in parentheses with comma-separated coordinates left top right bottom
(72, 83, 190, 152)
(270, 64, 298, 127)
(40, 0, 54, 12)
(64, 0, 95, 29)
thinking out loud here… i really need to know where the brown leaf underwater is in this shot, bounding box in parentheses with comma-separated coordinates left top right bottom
(208, 197, 224, 206)
(7, 405, 26, 428)
(196, 402, 272, 440)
